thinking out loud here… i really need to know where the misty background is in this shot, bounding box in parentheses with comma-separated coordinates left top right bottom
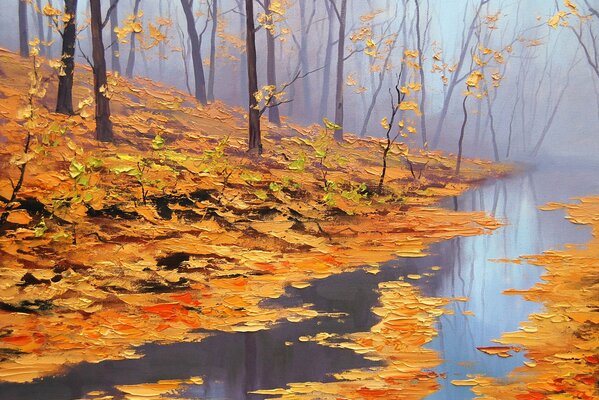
(1, 0, 598, 164)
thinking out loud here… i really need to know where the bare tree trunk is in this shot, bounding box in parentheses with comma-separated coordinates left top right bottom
(531, 66, 574, 157)
(90, 0, 113, 142)
(431, 0, 487, 148)
(207, 0, 218, 102)
(34, 0, 46, 56)
(125, 0, 141, 78)
(181, 0, 208, 104)
(483, 86, 500, 161)
(263, 0, 281, 125)
(56, 0, 78, 115)
(109, 0, 121, 74)
(299, 1, 314, 115)
(333, 0, 347, 141)
(46, 0, 54, 58)
(415, 0, 428, 147)
(246, 0, 261, 153)
(158, 0, 166, 80)
(456, 92, 469, 175)
(19, 0, 29, 57)
(176, 24, 193, 95)
(318, 1, 335, 120)
(236, 0, 248, 107)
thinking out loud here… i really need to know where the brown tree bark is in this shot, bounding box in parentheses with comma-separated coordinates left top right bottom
(56, 0, 78, 115)
(125, 0, 141, 78)
(181, 0, 208, 104)
(109, 0, 121, 74)
(264, 0, 280, 125)
(19, 0, 29, 57)
(90, 0, 113, 142)
(332, 0, 347, 141)
(246, 0, 261, 153)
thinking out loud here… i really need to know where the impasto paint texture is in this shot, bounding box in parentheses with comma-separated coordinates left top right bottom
(0, 1, 597, 399)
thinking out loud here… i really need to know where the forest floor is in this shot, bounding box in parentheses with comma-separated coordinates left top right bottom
(0, 48, 595, 400)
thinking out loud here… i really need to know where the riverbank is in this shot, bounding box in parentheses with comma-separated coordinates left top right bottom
(0, 47, 510, 385)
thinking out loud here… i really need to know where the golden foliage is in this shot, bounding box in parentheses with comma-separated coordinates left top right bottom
(0, 48, 507, 384)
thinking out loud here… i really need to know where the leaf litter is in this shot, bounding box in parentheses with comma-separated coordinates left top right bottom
(0, 47, 509, 394)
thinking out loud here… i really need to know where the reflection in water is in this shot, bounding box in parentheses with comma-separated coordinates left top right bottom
(424, 166, 595, 400)
(0, 166, 596, 400)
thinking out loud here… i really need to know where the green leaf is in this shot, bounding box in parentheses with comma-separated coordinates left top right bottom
(255, 189, 268, 201)
(240, 171, 262, 183)
(117, 153, 140, 162)
(341, 189, 363, 203)
(86, 157, 104, 169)
(69, 160, 85, 179)
(322, 117, 342, 131)
(51, 231, 71, 242)
(323, 192, 336, 206)
(152, 134, 165, 150)
(325, 180, 338, 192)
(269, 182, 282, 192)
(82, 192, 93, 203)
(34, 219, 48, 237)
(288, 157, 305, 171)
(162, 150, 188, 163)
(76, 175, 89, 186)
(112, 165, 135, 174)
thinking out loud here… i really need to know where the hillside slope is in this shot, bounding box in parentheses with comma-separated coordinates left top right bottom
(0, 48, 506, 388)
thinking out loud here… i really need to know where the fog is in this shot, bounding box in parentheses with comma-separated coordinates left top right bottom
(1, 0, 598, 164)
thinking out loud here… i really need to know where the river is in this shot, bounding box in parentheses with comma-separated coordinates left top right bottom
(1, 162, 597, 399)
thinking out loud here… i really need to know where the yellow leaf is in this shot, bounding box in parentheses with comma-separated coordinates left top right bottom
(563, 0, 578, 13)
(380, 117, 390, 130)
(548, 13, 561, 28)
(346, 74, 357, 86)
(466, 71, 484, 88)
(494, 51, 505, 64)
(404, 50, 419, 58)
(43, 4, 62, 16)
(399, 101, 421, 114)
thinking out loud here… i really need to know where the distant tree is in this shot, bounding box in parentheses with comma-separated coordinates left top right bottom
(246, 0, 261, 153)
(414, 0, 431, 147)
(180, 0, 208, 105)
(318, 1, 335, 120)
(261, 0, 281, 125)
(19, 0, 29, 57)
(298, 1, 316, 115)
(207, 0, 218, 102)
(90, 0, 113, 142)
(33, 0, 47, 56)
(431, 0, 490, 148)
(109, 0, 121, 74)
(55, 0, 79, 115)
(330, 0, 347, 141)
(125, 0, 141, 78)
(359, 5, 403, 138)
(46, 0, 55, 58)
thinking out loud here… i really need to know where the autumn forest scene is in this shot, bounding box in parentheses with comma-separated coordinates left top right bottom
(0, 0, 597, 399)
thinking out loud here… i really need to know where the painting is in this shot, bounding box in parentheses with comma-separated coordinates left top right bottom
(0, 1, 597, 399)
